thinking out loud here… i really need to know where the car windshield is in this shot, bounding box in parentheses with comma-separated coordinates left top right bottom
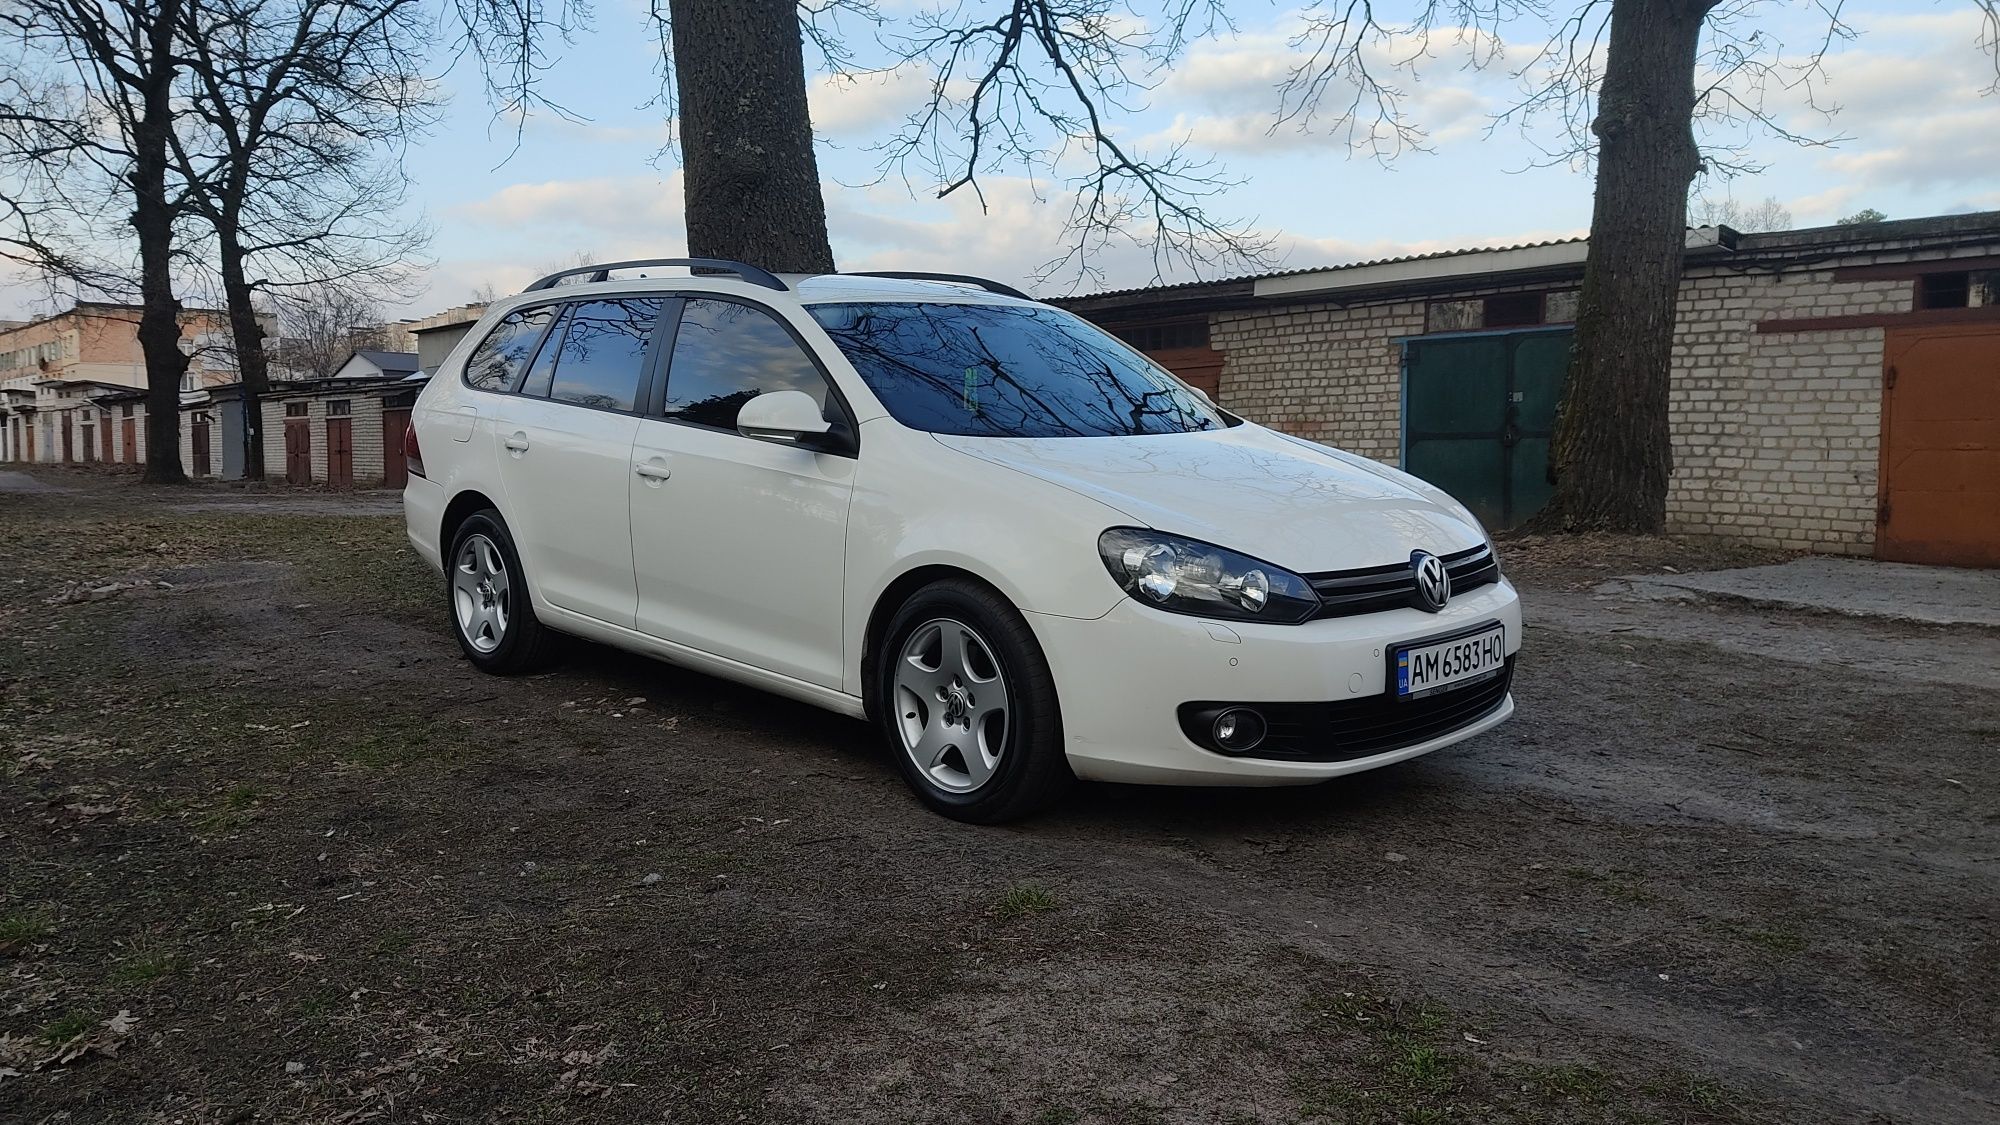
(807, 301, 1227, 438)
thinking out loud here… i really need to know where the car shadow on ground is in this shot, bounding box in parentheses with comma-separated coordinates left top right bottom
(552, 628, 1446, 837)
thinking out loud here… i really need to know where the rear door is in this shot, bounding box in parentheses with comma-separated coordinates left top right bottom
(629, 297, 856, 688)
(488, 297, 667, 629)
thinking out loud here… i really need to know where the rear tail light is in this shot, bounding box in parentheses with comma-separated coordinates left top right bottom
(404, 422, 425, 479)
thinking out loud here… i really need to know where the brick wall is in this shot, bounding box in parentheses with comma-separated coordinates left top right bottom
(1203, 262, 1934, 555)
(1211, 300, 1425, 463)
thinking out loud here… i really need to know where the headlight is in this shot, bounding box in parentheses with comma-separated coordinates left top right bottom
(1096, 528, 1320, 624)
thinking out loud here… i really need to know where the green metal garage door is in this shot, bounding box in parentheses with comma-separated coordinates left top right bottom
(1402, 329, 1570, 529)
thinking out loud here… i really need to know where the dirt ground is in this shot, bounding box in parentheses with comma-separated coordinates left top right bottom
(3, 465, 1995, 1125)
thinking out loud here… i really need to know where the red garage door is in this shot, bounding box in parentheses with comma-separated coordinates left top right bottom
(1879, 324, 2000, 567)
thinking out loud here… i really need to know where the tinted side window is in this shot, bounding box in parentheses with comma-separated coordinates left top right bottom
(463, 306, 555, 392)
(517, 306, 572, 398)
(548, 298, 663, 412)
(664, 299, 829, 430)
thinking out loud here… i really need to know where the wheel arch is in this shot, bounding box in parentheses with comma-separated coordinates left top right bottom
(441, 489, 500, 555)
(860, 564, 1013, 723)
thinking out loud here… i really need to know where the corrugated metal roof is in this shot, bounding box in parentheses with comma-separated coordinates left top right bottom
(1061, 236, 1590, 303)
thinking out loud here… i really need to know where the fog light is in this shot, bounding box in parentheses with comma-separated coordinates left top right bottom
(1212, 708, 1267, 752)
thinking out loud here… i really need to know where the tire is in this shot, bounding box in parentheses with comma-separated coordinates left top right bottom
(874, 578, 1071, 823)
(445, 509, 560, 673)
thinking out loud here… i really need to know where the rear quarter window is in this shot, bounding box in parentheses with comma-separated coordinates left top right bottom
(462, 306, 556, 393)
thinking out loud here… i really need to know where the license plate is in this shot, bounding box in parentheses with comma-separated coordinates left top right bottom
(1394, 624, 1507, 700)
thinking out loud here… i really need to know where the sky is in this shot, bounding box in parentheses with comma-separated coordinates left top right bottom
(7, 1, 1999, 322)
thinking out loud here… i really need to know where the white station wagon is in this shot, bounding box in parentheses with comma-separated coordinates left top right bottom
(402, 260, 1522, 822)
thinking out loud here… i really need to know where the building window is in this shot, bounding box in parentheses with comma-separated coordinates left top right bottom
(328, 399, 352, 416)
(1425, 290, 1576, 334)
(1916, 269, 1998, 310)
(1483, 293, 1544, 328)
(285, 402, 308, 417)
(1114, 321, 1210, 351)
(1920, 272, 1971, 309)
(122, 404, 134, 418)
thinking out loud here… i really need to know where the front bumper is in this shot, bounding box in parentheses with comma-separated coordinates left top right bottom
(1027, 577, 1522, 785)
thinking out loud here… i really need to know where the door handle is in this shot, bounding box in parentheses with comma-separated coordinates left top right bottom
(503, 432, 530, 454)
(634, 458, 671, 483)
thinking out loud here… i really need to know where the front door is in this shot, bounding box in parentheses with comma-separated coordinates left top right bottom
(1879, 325, 2000, 566)
(630, 297, 855, 688)
(81, 424, 95, 463)
(191, 419, 210, 477)
(284, 417, 312, 484)
(489, 297, 661, 629)
(1403, 329, 1569, 529)
(121, 417, 137, 464)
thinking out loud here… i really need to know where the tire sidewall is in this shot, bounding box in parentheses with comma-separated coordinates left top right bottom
(447, 511, 533, 670)
(875, 582, 1059, 819)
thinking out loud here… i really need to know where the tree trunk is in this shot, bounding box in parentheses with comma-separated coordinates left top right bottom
(1536, 0, 1715, 533)
(668, 0, 835, 273)
(217, 230, 269, 479)
(132, 0, 189, 484)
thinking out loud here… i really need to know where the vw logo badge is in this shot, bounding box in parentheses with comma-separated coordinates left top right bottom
(1410, 550, 1451, 612)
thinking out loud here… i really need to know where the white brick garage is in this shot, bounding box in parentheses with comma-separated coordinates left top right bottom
(1062, 213, 2000, 561)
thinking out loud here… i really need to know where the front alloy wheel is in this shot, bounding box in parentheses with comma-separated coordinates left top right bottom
(874, 578, 1071, 823)
(894, 618, 1011, 793)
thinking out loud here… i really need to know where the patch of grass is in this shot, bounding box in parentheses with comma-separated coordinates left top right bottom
(294, 984, 346, 1021)
(1524, 1062, 1610, 1102)
(0, 908, 54, 948)
(1387, 1043, 1457, 1096)
(196, 783, 262, 830)
(38, 1010, 94, 1044)
(110, 939, 183, 985)
(1031, 1107, 1082, 1125)
(995, 882, 1059, 919)
(1740, 926, 1807, 955)
(1564, 866, 1656, 905)
(371, 929, 415, 957)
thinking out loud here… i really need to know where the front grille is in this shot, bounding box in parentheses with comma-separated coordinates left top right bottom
(1303, 543, 1500, 619)
(1176, 657, 1514, 763)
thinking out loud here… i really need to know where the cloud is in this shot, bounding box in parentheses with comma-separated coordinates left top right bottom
(409, 169, 1581, 317)
(809, 67, 932, 137)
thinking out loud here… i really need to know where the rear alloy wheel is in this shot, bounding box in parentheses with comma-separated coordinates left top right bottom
(446, 510, 558, 673)
(876, 579, 1070, 822)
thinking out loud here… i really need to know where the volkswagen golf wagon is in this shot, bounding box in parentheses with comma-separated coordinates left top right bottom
(402, 259, 1522, 822)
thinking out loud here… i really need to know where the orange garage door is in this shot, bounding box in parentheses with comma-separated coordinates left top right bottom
(1879, 325, 2000, 567)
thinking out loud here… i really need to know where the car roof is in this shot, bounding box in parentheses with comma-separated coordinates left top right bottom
(492, 271, 1035, 316)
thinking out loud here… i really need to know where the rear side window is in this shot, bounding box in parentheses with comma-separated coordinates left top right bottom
(463, 305, 556, 392)
(516, 306, 572, 399)
(547, 298, 663, 412)
(663, 298, 829, 430)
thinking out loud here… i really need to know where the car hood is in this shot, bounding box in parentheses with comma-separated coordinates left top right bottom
(932, 424, 1485, 574)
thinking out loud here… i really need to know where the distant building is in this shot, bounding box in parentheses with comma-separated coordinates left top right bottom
(406, 303, 488, 374)
(0, 302, 236, 467)
(332, 349, 420, 381)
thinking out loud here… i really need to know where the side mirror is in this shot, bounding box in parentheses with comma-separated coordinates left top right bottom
(736, 389, 851, 453)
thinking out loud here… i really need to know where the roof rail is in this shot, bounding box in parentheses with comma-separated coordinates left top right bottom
(522, 258, 787, 293)
(844, 271, 1031, 301)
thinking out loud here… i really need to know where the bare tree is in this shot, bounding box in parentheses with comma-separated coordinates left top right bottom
(642, 2, 1272, 284)
(270, 284, 387, 381)
(1, 0, 193, 483)
(169, 0, 435, 479)
(3, 0, 579, 484)
(1689, 192, 1792, 232)
(663, 0, 835, 272)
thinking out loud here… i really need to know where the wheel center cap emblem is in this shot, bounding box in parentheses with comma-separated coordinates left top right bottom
(944, 685, 969, 722)
(1411, 550, 1451, 613)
